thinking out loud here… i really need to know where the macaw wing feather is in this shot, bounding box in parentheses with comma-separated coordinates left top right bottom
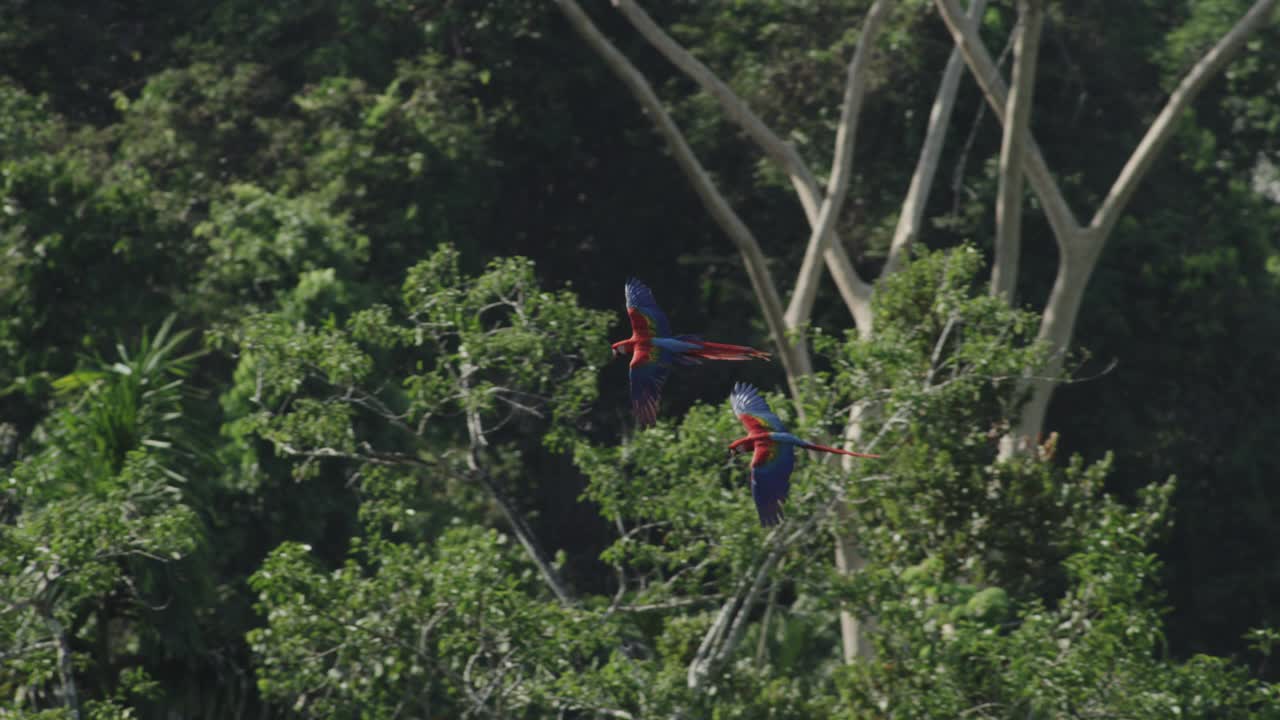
(625, 278, 671, 339)
(750, 440, 794, 527)
(629, 345, 672, 426)
(731, 382, 789, 433)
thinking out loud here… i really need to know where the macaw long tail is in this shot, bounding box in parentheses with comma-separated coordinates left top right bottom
(682, 339, 771, 362)
(800, 442, 881, 459)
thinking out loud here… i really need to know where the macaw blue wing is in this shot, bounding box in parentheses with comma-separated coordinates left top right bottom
(750, 439, 795, 527)
(629, 343, 673, 425)
(731, 382, 789, 434)
(625, 278, 672, 340)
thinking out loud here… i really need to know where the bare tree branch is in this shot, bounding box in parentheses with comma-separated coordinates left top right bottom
(687, 496, 834, 687)
(754, 581, 780, 666)
(709, 545, 786, 671)
(611, 0, 874, 332)
(933, 0, 1081, 243)
(271, 399, 577, 606)
(784, 0, 889, 329)
(949, 23, 1017, 219)
(555, 0, 813, 393)
(990, 0, 1045, 300)
(1090, 0, 1280, 239)
(299, 440, 412, 465)
(0, 639, 57, 663)
(686, 576, 743, 688)
(47, 615, 80, 719)
(937, 0, 1277, 456)
(457, 343, 575, 606)
(616, 596, 722, 613)
(466, 443, 575, 606)
(886, 0, 989, 279)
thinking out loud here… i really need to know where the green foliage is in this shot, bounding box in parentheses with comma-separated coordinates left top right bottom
(225, 244, 612, 475)
(2, 322, 202, 714)
(805, 251, 1275, 717)
(0, 79, 61, 158)
(238, 248, 630, 716)
(194, 183, 369, 318)
(0, 127, 188, 394)
(836, 479, 1278, 719)
(249, 528, 623, 718)
(811, 247, 1065, 585)
(572, 248, 1280, 716)
(3, 0, 1279, 715)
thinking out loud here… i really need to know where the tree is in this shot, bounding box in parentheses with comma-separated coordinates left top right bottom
(245, 245, 1280, 717)
(936, 0, 1280, 456)
(1, 319, 202, 718)
(3, 0, 1279, 714)
(554, 0, 1279, 664)
(238, 246, 642, 716)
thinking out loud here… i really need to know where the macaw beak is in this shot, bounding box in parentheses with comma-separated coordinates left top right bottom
(611, 346, 623, 359)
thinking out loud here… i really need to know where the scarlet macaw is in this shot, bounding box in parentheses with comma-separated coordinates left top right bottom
(611, 279, 770, 425)
(728, 383, 880, 527)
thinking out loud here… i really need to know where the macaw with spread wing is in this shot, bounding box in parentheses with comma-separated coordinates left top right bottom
(728, 383, 880, 527)
(611, 278, 770, 425)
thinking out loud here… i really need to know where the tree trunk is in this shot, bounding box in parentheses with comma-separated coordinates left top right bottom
(831, 0, 989, 661)
(999, 225, 1098, 457)
(47, 615, 81, 719)
(557, 0, 1279, 676)
(835, 403, 876, 662)
(990, 0, 1044, 301)
(938, 0, 1278, 456)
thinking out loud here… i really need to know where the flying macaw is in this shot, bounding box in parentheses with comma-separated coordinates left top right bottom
(611, 278, 771, 425)
(728, 383, 880, 527)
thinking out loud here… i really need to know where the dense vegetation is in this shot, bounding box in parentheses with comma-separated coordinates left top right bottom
(2, 1, 1279, 717)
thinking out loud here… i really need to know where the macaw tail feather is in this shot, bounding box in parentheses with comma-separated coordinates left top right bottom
(799, 441, 881, 459)
(757, 499, 784, 527)
(681, 338, 772, 362)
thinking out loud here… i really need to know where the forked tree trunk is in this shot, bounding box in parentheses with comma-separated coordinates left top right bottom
(559, 0, 1276, 677)
(616, 0, 985, 664)
(832, 0, 988, 662)
(936, 0, 1278, 457)
(1006, 228, 1100, 455)
(564, 0, 982, 669)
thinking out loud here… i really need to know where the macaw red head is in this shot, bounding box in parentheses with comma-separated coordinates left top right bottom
(610, 340, 630, 359)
